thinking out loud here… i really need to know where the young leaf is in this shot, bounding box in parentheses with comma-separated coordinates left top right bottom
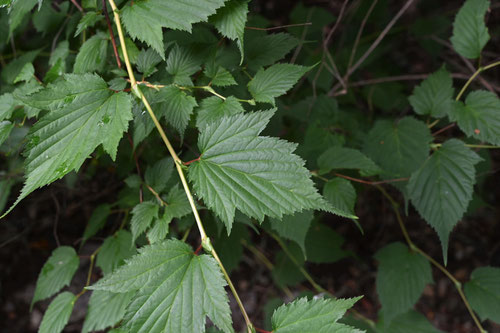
(408, 66, 454, 118)
(323, 178, 356, 217)
(74, 11, 103, 37)
(464, 266, 500, 323)
(408, 139, 481, 263)
(96, 230, 137, 275)
(450, 0, 490, 59)
(2, 74, 132, 216)
(449, 90, 500, 145)
(204, 64, 237, 87)
(82, 203, 111, 245)
(0, 93, 15, 121)
(130, 201, 159, 242)
(156, 85, 197, 137)
(196, 96, 245, 129)
(82, 290, 134, 333)
(89, 239, 233, 333)
(13, 62, 34, 83)
(318, 146, 382, 176)
(136, 48, 163, 77)
(120, 0, 225, 57)
(166, 44, 201, 85)
(38, 292, 76, 333)
(246, 33, 299, 70)
(188, 110, 352, 232)
(248, 64, 311, 105)
(271, 297, 362, 333)
(0, 121, 14, 146)
(375, 242, 433, 325)
(363, 117, 433, 179)
(73, 32, 109, 74)
(32, 246, 79, 307)
(270, 210, 313, 256)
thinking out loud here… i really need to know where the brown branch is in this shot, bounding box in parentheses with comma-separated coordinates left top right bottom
(334, 173, 409, 185)
(102, 0, 122, 68)
(432, 123, 456, 137)
(245, 22, 311, 31)
(70, 0, 83, 12)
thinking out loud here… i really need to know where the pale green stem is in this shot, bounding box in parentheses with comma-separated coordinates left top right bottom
(456, 60, 500, 101)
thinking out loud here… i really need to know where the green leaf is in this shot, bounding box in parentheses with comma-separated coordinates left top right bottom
(450, 90, 500, 145)
(82, 204, 111, 245)
(363, 117, 433, 179)
(204, 64, 237, 87)
(213, 222, 249, 273)
(49, 40, 69, 66)
(73, 32, 109, 74)
(145, 157, 174, 194)
(323, 178, 356, 217)
(3, 74, 132, 216)
(97, 230, 137, 275)
(120, 0, 225, 57)
(248, 64, 311, 105)
(375, 242, 433, 324)
(156, 85, 197, 137)
(130, 201, 159, 242)
(272, 244, 306, 288)
(38, 292, 76, 333)
(210, 0, 249, 61)
(89, 239, 233, 333)
(318, 146, 382, 177)
(74, 11, 103, 37)
(196, 96, 245, 129)
(0, 93, 15, 121)
(136, 48, 163, 77)
(13, 62, 34, 83)
(246, 33, 299, 70)
(380, 310, 443, 333)
(1, 49, 40, 84)
(305, 223, 349, 264)
(188, 110, 350, 232)
(82, 290, 134, 333)
(270, 210, 313, 256)
(408, 66, 454, 118)
(32, 246, 79, 307)
(8, 0, 38, 37)
(464, 266, 500, 323)
(408, 139, 481, 263)
(166, 44, 201, 85)
(450, 0, 490, 59)
(271, 297, 362, 333)
(0, 121, 14, 146)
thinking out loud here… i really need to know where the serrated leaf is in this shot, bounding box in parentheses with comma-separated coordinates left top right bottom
(409, 66, 454, 118)
(82, 204, 111, 245)
(38, 292, 76, 333)
(73, 32, 109, 74)
(32, 246, 79, 307)
(323, 178, 356, 217)
(248, 64, 311, 105)
(318, 146, 382, 177)
(196, 96, 244, 129)
(97, 230, 137, 275)
(450, 0, 490, 59)
(82, 290, 134, 333)
(408, 139, 481, 263)
(0, 93, 15, 121)
(8, 0, 38, 37)
(2, 74, 132, 216)
(89, 239, 233, 333)
(363, 117, 433, 179)
(49, 40, 69, 67)
(272, 297, 362, 333)
(204, 64, 237, 87)
(210, 0, 249, 62)
(120, 0, 225, 57)
(145, 157, 174, 194)
(450, 90, 500, 145)
(375, 242, 433, 325)
(1, 49, 40, 84)
(74, 11, 103, 37)
(305, 223, 349, 264)
(0, 121, 14, 146)
(130, 201, 159, 242)
(246, 33, 299, 70)
(188, 110, 351, 233)
(136, 48, 163, 77)
(270, 210, 313, 256)
(464, 266, 500, 323)
(156, 85, 197, 137)
(13, 62, 34, 83)
(380, 310, 443, 333)
(165, 44, 201, 85)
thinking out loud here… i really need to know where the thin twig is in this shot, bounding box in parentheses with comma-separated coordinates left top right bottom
(323, 0, 350, 48)
(334, 173, 408, 186)
(347, 73, 469, 88)
(245, 22, 312, 31)
(347, 0, 378, 70)
(432, 123, 456, 137)
(102, 0, 122, 68)
(290, 9, 313, 64)
(70, 0, 83, 12)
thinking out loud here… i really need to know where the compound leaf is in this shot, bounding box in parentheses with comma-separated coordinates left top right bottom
(450, 0, 490, 59)
(248, 64, 311, 105)
(408, 139, 481, 264)
(409, 66, 454, 118)
(82, 290, 134, 333)
(38, 292, 76, 333)
(188, 110, 352, 232)
(450, 90, 500, 145)
(318, 146, 381, 177)
(271, 297, 362, 333)
(120, 0, 226, 57)
(89, 239, 233, 333)
(464, 266, 500, 323)
(32, 246, 79, 307)
(375, 242, 433, 325)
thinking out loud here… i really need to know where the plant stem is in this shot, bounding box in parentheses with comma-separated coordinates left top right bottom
(456, 60, 500, 101)
(106, 1, 253, 331)
(376, 185, 486, 333)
